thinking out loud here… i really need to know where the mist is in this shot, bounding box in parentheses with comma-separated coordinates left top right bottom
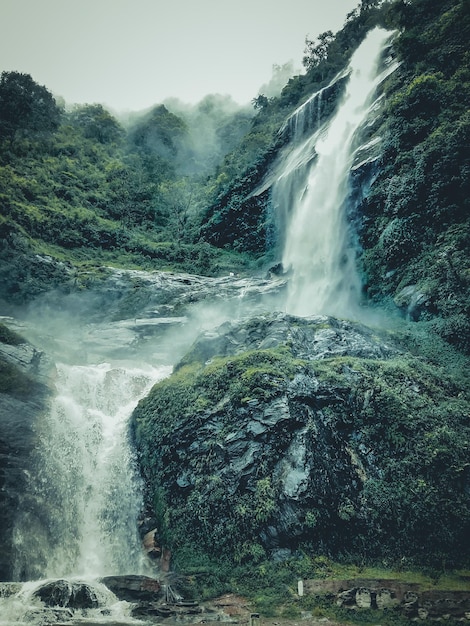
(163, 94, 254, 176)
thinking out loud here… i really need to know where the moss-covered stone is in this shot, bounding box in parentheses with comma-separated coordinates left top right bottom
(132, 314, 470, 571)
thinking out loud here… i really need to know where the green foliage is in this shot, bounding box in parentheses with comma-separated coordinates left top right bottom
(357, 0, 470, 351)
(68, 104, 124, 145)
(0, 71, 61, 144)
(133, 317, 470, 571)
(132, 345, 301, 561)
(127, 104, 187, 160)
(0, 73, 257, 302)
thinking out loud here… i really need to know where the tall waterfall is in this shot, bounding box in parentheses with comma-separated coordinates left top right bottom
(13, 361, 171, 581)
(278, 27, 397, 318)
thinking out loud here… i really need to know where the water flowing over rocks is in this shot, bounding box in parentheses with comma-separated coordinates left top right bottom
(25, 268, 287, 364)
(33, 578, 100, 609)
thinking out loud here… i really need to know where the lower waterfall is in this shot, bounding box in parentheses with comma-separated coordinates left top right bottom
(16, 361, 171, 580)
(1, 360, 171, 624)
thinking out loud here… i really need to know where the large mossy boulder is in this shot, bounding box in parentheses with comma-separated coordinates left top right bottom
(132, 313, 470, 568)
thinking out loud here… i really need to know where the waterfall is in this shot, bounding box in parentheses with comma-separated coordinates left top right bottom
(12, 361, 171, 581)
(278, 27, 397, 318)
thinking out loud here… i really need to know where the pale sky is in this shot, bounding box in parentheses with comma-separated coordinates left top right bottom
(0, 0, 360, 113)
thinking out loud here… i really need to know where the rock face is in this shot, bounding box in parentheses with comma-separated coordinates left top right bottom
(0, 323, 54, 580)
(132, 313, 470, 567)
(22, 268, 287, 365)
(307, 579, 470, 620)
(101, 575, 162, 602)
(33, 578, 99, 609)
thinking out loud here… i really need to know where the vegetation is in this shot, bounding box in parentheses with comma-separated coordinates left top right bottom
(0, 75, 256, 305)
(1, 1, 468, 351)
(1, 0, 469, 611)
(132, 319, 470, 576)
(198, 0, 470, 354)
(358, 0, 470, 353)
(170, 551, 470, 622)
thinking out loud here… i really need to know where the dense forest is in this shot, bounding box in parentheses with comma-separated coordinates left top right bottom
(0, 0, 469, 618)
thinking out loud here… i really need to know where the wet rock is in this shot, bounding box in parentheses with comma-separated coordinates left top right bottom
(0, 329, 54, 580)
(101, 575, 162, 602)
(33, 579, 99, 609)
(133, 311, 470, 564)
(394, 284, 432, 321)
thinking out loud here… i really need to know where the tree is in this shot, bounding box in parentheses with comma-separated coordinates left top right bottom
(251, 95, 269, 111)
(68, 104, 124, 144)
(302, 31, 334, 70)
(127, 105, 187, 160)
(0, 71, 61, 142)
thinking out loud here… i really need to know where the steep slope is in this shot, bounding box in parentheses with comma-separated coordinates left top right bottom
(200, 0, 469, 352)
(132, 314, 470, 569)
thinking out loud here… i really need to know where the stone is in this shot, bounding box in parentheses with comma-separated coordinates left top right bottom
(101, 575, 162, 602)
(337, 588, 356, 606)
(0, 331, 53, 580)
(355, 587, 372, 608)
(33, 579, 99, 609)
(376, 588, 398, 609)
(402, 591, 419, 616)
(418, 607, 429, 619)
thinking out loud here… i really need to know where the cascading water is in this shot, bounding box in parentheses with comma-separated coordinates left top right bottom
(277, 27, 398, 318)
(16, 362, 171, 580)
(2, 359, 171, 624)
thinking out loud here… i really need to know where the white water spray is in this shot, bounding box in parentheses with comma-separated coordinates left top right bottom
(279, 28, 397, 318)
(13, 362, 171, 580)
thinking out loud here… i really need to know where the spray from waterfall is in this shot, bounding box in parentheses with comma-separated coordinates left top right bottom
(278, 27, 397, 318)
(12, 362, 171, 581)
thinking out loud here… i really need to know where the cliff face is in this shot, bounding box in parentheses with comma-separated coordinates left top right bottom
(0, 324, 54, 580)
(132, 314, 470, 568)
(201, 0, 469, 353)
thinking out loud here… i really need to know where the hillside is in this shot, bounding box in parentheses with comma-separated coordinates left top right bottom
(1, 0, 468, 356)
(0, 84, 255, 307)
(201, 0, 469, 354)
(0, 0, 469, 620)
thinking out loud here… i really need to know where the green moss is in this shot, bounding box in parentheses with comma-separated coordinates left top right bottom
(133, 336, 470, 570)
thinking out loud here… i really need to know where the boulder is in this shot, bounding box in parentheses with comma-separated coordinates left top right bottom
(133, 313, 470, 565)
(33, 579, 99, 609)
(355, 587, 372, 608)
(101, 575, 162, 602)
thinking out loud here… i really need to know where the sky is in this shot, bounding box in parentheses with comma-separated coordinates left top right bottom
(0, 0, 360, 113)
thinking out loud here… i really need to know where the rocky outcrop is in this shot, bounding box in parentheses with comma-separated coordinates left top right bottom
(22, 268, 287, 364)
(0, 323, 54, 580)
(33, 578, 99, 609)
(305, 579, 470, 620)
(133, 312, 470, 567)
(101, 575, 162, 602)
